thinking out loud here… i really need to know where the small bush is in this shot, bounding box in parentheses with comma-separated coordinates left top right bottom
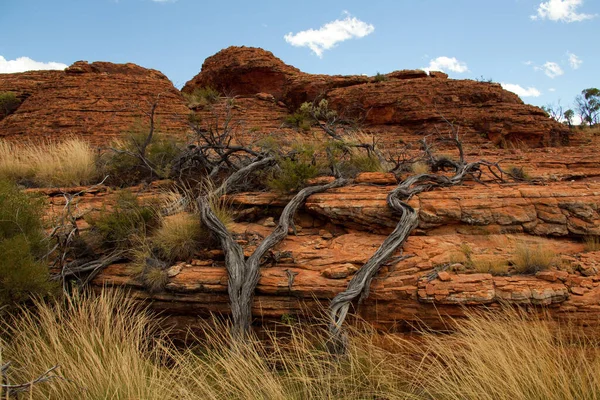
(0, 180, 55, 310)
(87, 190, 158, 249)
(338, 154, 383, 176)
(508, 165, 530, 181)
(0, 91, 20, 118)
(268, 144, 320, 193)
(101, 130, 182, 186)
(153, 213, 203, 262)
(512, 243, 556, 274)
(584, 236, 600, 252)
(183, 87, 220, 108)
(0, 138, 98, 187)
(373, 72, 388, 83)
(284, 112, 312, 132)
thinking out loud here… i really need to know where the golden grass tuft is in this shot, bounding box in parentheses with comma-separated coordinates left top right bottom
(411, 161, 430, 175)
(153, 213, 203, 261)
(512, 243, 556, 274)
(0, 138, 98, 186)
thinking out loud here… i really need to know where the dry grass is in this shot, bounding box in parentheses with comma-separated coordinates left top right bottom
(0, 138, 98, 186)
(2, 291, 599, 399)
(0, 290, 175, 399)
(512, 243, 556, 274)
(584, 236, 600, 252)
(473, 258, 510, 275)
(411, 161, 430, 175)
(154, 212, 204, 261)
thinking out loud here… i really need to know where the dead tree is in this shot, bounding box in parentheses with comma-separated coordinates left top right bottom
(328, 132, 509, 352)
(198, 158, 348, 337)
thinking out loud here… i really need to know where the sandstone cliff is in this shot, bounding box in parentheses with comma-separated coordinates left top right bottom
(0, 61, 190, 144)
(183, 46, 568, 146)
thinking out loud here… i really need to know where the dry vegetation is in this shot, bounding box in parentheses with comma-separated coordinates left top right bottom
(0, 138, 98, 187)
(2, 290, 599, 399)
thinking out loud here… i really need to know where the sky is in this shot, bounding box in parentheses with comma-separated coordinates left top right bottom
(1, 0, 598, 111)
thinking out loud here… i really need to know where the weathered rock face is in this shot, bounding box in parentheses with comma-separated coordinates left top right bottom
(183, 46, 568, 146)
(0, 61, 190, 144)
(182, 46, 370, 108)
(34, 176, 600, 333)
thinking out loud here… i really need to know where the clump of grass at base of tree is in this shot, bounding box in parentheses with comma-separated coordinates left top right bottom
(153, 213, 203, 262)
(183, 86, 220, 108)
(0, 138, 98, 187)
(87, 190, 158, 249)
(2, 291, 600, 400)
(411, 161, 430, 175)
(283, 112, 312, 132)
(512, 243, 556, 274)
(0, 180, 56, 311)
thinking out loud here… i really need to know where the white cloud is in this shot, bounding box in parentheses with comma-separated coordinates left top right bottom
(549, 88, 557, 92)
(422, 56, 469, 74)
(284, 12, 374, 57)
(531, 0, 596, 22)
(501, 83, 542, 98)
(567, 52, 582, 69)
(536, 61, 564, 78)
(0, 56, 67, 73)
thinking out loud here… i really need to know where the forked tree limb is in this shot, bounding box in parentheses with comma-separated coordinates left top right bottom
(199, 175, 349, 337)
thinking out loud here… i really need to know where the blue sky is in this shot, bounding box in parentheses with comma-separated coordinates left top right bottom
(1, 0, 598, 111)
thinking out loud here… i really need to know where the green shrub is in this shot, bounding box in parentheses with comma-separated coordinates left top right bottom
(268, 143, 320, 193)
(183, 87, 220, 108)
(0, 91, 20, 119)
(373, 72, 388, 83)
(101, 130, 182, 186)
(87, 190, 157, 249)
(283, 112, 312, 132)
(0, 180, 55, 310)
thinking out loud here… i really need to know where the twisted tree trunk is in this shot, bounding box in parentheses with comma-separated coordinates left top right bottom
(199, 168, 348, 337)
(328, 161, 487, 351)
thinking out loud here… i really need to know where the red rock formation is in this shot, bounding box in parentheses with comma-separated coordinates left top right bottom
(183, 46, 568, 146)
(0, 61, 190, 144)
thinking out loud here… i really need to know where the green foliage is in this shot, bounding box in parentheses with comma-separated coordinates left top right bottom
(183, 87, 220, 108)
(268, 143, 320, 193)
(284, 112, 312, 132)
(0, 180, 55, 310)
(88, 190, 157, 249)
(373, 72, 388, 83)
(564, 109, 575, 128)
(0, 91, 20, 119)
(101, 129, 182, 185)
(576, 88, 600, 126)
